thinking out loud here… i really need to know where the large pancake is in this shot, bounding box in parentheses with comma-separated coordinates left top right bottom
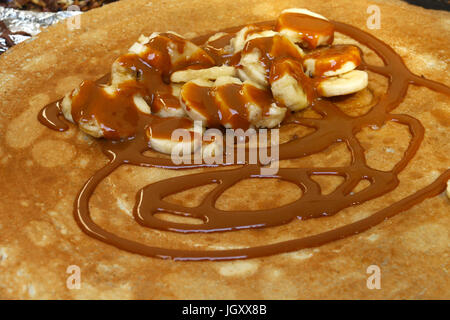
(0, 0, 449, 299)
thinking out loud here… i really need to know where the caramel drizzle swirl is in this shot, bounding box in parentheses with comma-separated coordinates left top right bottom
(39, 20, 450, 261)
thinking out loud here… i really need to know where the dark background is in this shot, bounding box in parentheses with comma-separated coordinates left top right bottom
(404, 0, 449, 10)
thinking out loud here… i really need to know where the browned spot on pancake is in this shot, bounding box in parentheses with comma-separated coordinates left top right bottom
(408, 171, 424, 180)
(32, 139, 76, 167)
(6, 94, 50, 149)
(310, 175, 345, 195)
(161, 271, 237, 299)
(400, 223, 448, 253)
(216, 178, 302, 211)
(72, 283, 134, 300)
(24, 220, 58, 247)
(352, 179, 371, 193)
(382, 137, 395, 144)
(55, 76, 84, 95)
(164, 183, 218, 207)
(22, 53, 58, 72)
(430, 109, 450, 127)
(279, 123, 316, 143)
(154, 213, 204, 225)
(216, 260, 260, 277)
(330, 87, 374, 117)
(79, 29, 109, 44)
(356, 121, 411, 171)
(280, 142, 351, 168)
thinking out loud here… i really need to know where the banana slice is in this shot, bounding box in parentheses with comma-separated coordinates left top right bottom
(269, 58, 314, 111)
(171, 83, 182, 98)
(146, 113, 222, 159)
(152, 84, 186, 118)
(238, 47, 267, 87)
(317, 70, 368, 97)
(61, 80, 151, 139)
(238, 35, 304, 87)
(303, 45, 362, 77)
(180, 79, 219, 127)
(111, 54, 188, 119)
(146, 116, 203, 155)
(181, 76, 286, 129)
(214, 75, 243, 87)
(111, 55, 138, 87)
(446, 180, 450, 199)
(133, 94, 152, 115)
(171, 66, 236, 83)
(230, 26, 259, 53)
(61, 91, 76, 124)
(214, 77, 286, 129)
(128, 32, 161, 54)
(281, 8, 328, 20)
(107, 32, 215, 121)
(207, 32, 229, 43)
(62, 90, 103, 138)
(242, 81, 287, 128)
(276, 8, 334, 49)
(231, 25, 279, 53)
(203, 32, 235, 62)
(121, 31, 215, 78)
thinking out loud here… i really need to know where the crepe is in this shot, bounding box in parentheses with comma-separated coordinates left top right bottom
(0, 0, 449, 299)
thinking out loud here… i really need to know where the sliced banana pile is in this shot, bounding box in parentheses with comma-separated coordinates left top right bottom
(302, 44, 367, 97)
(180, 76, 286, 129)
(61, 7, 370, 155)
(62, 32, 216, 138)
(171, 66, 236, 83)
(269, 58, 314, 111)
(238, 34, 304, 87)
(230, 25, 279, 53)
(127, 32, 215, 75)
(275, 8, 333, 49)
(61, 80, 147, 139)
(145, 116, 201, 155)
(303, 45, 361, 77)
(146, 114, 223, 159)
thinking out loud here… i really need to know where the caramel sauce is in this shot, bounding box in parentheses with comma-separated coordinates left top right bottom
(115, 54, 178, 114)
(270, 58, 316, 103)
(38, 19, 450, 261)
(71, 80, 141, 139)
(181, 82, 222, 127)
(215, 83, 251, 129)
(182, 81, 277, 130)
(37, 100, 68, 132)
(275, 12, 334, 49)
(147, 116, 194, 140)
(152, 91, 183, 114)
(244, 83, 277, 117)
(202, 32, 236, 65)
(243, 35, 304, 82)
(140, 32, 214, 75)
(305, 44, 362, 77)
(73, 32, 216, 138)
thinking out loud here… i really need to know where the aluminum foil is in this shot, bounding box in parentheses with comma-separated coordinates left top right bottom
(0, 7, 82, 54)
